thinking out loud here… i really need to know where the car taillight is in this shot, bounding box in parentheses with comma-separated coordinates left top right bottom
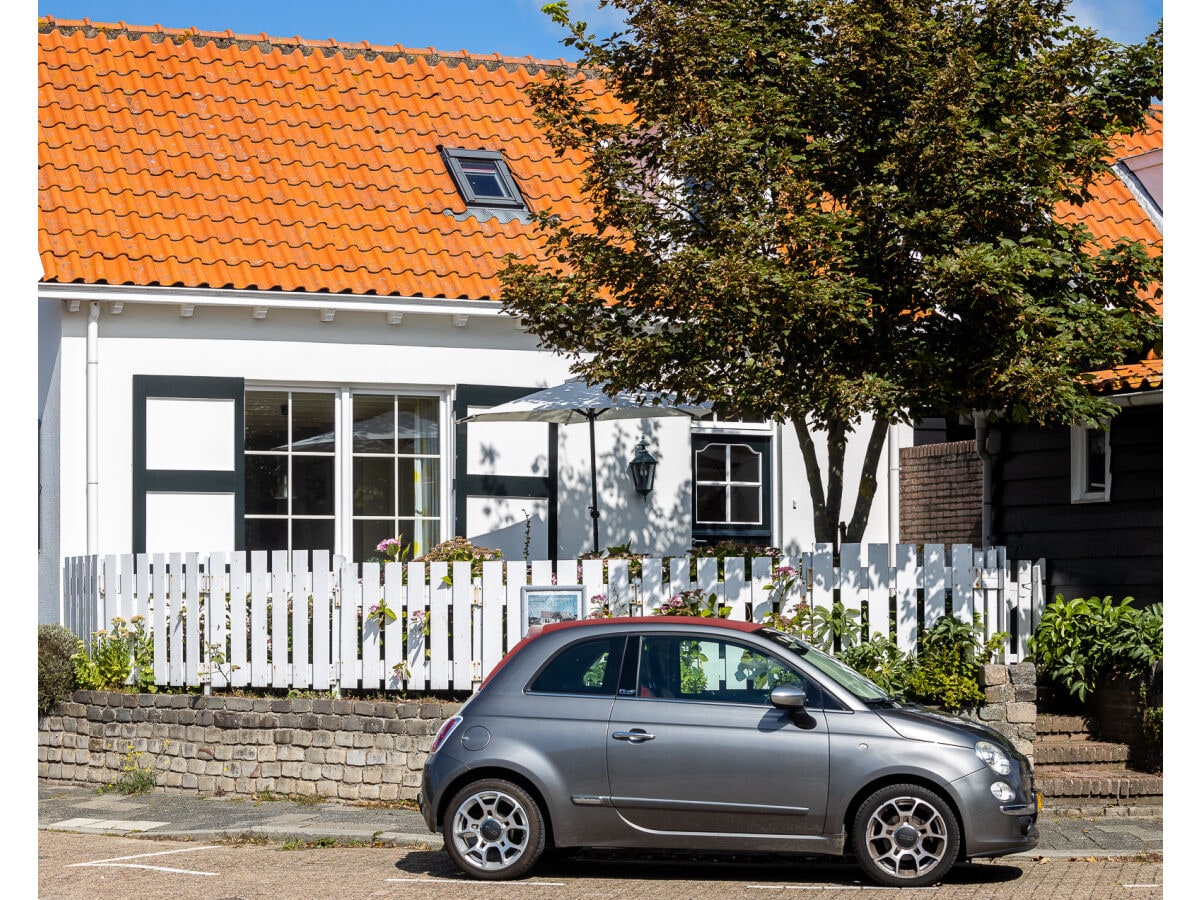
(429, 715, 463, 754)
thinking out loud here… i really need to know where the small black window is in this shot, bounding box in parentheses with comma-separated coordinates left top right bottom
(442, 147, 526, 210)
(529, 636, 625, 696)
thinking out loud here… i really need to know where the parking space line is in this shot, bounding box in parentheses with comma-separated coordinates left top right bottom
(67, 844, 221, 877)
(386, 878, 565, 886)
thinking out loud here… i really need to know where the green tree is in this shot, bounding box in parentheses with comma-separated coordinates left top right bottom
(502, 0, 1162, 543)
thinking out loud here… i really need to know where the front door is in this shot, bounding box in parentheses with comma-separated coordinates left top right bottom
(606, 634, 830, 836)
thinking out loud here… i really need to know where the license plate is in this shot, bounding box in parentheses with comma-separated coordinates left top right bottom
(1036, 791, 1043, 812)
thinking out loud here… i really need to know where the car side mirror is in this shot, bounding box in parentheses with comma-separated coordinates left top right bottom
(770, 683, 807, 711)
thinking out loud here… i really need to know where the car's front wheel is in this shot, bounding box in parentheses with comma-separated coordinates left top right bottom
(851, 783, 961, 887)
(442, 779, 545, 880)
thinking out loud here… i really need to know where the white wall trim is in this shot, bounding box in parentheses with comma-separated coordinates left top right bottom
(40, 282, 512, 322)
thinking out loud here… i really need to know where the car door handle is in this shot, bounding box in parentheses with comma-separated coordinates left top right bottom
(611, 729, 656, 743)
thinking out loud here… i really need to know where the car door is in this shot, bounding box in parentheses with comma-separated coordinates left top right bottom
(606, 633, 831, 837)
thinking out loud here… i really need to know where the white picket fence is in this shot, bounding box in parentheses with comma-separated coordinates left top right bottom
(61, 544, 1045, 693)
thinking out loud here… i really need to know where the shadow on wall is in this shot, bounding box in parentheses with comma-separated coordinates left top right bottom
(556, 421, 693, 558)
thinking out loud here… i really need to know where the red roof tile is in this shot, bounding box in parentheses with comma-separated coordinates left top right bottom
(37, 19, 1163, 394)
(38, 17, 613, 300)
(1059, 109, 1163, 394)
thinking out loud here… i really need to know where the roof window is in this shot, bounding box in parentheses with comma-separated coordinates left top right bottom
(441, 147, 527, 211)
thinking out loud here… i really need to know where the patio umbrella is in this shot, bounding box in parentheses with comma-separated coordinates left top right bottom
(460, 379, 711, 553)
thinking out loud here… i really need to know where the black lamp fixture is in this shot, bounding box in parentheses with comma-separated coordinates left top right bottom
(628, 437, 658, 497)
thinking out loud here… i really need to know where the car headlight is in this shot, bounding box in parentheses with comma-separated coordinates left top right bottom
(975, 740, 1012, 776)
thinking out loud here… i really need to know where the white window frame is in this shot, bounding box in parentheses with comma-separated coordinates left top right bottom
(1070, 423, 1111, 504)
(245, 383, 452, 561)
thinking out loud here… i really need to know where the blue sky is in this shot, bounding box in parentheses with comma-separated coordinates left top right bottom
(35, 0, 1164, 61)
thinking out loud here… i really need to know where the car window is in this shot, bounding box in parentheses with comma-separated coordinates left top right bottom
(528, 636, 625, 696)
(638, 635, 821, 707)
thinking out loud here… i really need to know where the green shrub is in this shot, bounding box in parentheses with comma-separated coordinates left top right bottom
(839, 634, 915, 696)
(905, 614, 1007, 710)
(38, 624, 82, 715)
(71, 616, 156, 693)
(416, 537, 503, 580)
(1027, 595, 1163, 703)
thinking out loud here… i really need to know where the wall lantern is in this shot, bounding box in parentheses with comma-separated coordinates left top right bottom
(628, 437, 658, 497)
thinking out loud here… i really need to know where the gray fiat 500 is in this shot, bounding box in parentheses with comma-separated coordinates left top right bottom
(419, 616, 1040, 887)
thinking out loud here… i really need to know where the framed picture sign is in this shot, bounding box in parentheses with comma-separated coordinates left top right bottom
(520, 585, 586, 635)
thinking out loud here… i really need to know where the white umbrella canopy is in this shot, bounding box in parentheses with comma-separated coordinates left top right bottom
(460, 379, 711, 552)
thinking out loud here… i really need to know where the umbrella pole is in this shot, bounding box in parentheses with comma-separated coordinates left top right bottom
(588, 412, 600, 554)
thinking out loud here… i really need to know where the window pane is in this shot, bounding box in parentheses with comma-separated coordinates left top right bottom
(354, 457, 395, 516)
(410, 519, 441, 557)
(695, 444, 726, 482)
(530, 637, 624, 695)
(354, 519, 397, 562)
(245, 390, 289, 451)
(729, 486, 761, 523)
(1086, 429, 1107, 491)
(402, 458, 441, 516)
(292, 456, 334, 515)
(461, 160, 509, 199)
(352, 395, 395, 453)
(696, 484, 726, 523)
(290, 393, 335, 449)
(728, 444, 761, 483)
(397, 397, 440, 455)
(245, 517, 286, 552)
(245, 456, 287, 515)
(292, 518, 334, 553)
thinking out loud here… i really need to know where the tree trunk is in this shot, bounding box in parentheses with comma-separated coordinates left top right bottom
(793, 416, 890, 546)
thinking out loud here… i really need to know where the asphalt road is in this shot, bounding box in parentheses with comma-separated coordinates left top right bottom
(38, 830, 1163, 900)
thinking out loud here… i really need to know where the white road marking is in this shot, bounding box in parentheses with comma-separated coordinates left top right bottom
(67, 844, 221, 876)
(386, 878, 565, 886)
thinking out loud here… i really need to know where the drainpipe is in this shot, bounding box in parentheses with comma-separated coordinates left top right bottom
(973, 412, 993, 549)
(87, 301, 99, 554)
(887, 424, 899, 567)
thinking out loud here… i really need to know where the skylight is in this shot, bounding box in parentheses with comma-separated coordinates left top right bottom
(441, 147, 527, 211)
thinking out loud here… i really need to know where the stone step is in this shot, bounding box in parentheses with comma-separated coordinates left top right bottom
(1036, 765, 1163, 801)
(1032, 740, 1131, 766)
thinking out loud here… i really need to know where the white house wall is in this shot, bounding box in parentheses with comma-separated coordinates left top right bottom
(42, 287, 905, 617)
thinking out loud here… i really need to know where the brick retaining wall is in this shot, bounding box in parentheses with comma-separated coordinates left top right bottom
(38, 691, 463, 801)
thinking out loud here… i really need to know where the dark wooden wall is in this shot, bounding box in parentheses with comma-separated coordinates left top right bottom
(992, 404, 1163, 606)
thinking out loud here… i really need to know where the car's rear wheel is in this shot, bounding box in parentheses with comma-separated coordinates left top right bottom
(851, 783, 961, 887)
(443, 779, 545, 880)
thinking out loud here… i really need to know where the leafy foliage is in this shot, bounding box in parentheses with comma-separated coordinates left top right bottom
(71, 617, 156, 693)
(906, 614, 1007, 709)
(38, 624, 82, 715)
(506, 0, 1162, 542)
(839, 634, 915, 697)
(1027, 594, 1163, 702)
(653, 588, 731, 618)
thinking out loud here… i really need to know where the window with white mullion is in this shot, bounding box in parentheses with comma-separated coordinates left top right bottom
(1070, 423, 1111, 503)
(350, 393, 443, 561)
(695, 442, 763, 525)
(244, 389, 337, 555)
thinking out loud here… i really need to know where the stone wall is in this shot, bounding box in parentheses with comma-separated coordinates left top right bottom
(974, 662, 1038, 758)
(38, 691, 463, 801)
(39, 668, 1044, 800)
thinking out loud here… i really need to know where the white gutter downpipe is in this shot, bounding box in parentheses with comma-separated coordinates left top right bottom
(974, 412, 993, 549)
(887, 424, 899, 567)
(86, 301, 99, 554)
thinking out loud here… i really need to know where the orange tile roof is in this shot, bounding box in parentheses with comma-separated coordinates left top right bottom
(1059, 109, 1163, 394)
(37, 19, 1163, 394)
(38, 17, 615, 300)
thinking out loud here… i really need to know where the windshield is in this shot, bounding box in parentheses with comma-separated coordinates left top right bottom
(759, 628, 891, 702)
